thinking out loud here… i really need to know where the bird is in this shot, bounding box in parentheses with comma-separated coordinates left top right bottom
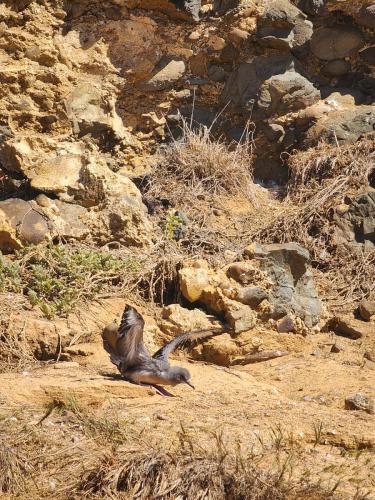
(102, 304, 223, 396)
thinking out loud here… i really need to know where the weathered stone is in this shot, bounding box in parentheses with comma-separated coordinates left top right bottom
(329, 317, 367, 339)
(160, 304, 220, 336)
(322, 60, 351, 77)
(65, 83, 127, 140)
(304, 106, 375, 147)
(223, 299, 257, 333)
(310, 27, 364, 61)
(277, 315, 296, 333)
(333, 191, 375, 248)
(257, 0, 313, 52)
(345, 393, 374, 414)
(246, 242, 321, 328)
(236, 287, 268, 308)
(0, 199, 51, 252)
(297, 0, 327, 16)
(141, 57, 186, 90)
(213, 0, 240, 15)
(179, 260, 212, 302)
(331, 341, 346, 353)
(359, 300, 375, 322)
(355, 4, 375, 29)
(221, 55, 319, 118)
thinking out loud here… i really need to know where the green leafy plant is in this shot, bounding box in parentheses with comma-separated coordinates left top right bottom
(0, 245, 141, 318)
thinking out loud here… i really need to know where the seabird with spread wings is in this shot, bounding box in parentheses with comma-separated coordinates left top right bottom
(102, 304, 223, 394)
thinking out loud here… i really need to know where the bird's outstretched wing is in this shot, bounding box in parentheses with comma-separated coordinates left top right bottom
(152, 328, 224, 361)
(117, 304, 151, 367)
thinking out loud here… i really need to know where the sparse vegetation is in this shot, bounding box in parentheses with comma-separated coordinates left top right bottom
(0, 245, 141, 318)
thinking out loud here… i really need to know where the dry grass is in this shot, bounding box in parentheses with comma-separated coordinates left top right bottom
(0, 402, 333, 500)
(157, 118, 255, 198)
(248, 137, 375, 310)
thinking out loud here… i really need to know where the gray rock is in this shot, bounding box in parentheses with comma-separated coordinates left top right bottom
(311, 27, 364, 61)
(140, 57, 186, 91)
(360, 47, 375, 66)
(277, 315, 296, 333)
(334, 191, 375, 248)
(246, 242, 321, 328)
(257, 0, 313, 52)
(213, 0, 239, 15)
(355, 4, 375, 29)
(345, 393, 374, 414)
(170, 0, 201, 20)
(221, 54, 320, 118)
(297, 0, 327, 16)
(322, 60, 351, 77)
(304, 106, 375, 147)
(359, 300, 375, 322)
(236, 287, 268, 308)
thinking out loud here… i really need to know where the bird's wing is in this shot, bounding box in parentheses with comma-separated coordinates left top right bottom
(152, 328, 224, 361)
(116, 304, 151, 366)
(102, 323, 123, 367)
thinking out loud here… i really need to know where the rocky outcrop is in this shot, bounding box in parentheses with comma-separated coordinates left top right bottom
(179, 242, 321, 333)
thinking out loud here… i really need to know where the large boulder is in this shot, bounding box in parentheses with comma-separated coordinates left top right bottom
(221, 55, 320, 118)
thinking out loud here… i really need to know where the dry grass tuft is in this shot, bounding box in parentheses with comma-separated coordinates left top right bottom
(158, 118, 255, 197)
(249, 137, 375, 310)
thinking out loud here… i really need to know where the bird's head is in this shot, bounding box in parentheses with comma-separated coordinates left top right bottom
(168, 366, 194, 389)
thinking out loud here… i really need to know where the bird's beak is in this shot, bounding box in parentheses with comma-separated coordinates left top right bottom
(184, 380, 195, 389)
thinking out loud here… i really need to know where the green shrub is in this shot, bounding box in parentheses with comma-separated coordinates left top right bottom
(0, 245, 141, 318)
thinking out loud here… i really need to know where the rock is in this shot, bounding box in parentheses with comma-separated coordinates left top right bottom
(364, 349, 375, 362)
(221, 55, 320, 118)
(345, 394, 374, 414)
(160, 304, 220, 336)
(0, 199, 51, 252)
(297, 0, 327, 16)
(223, 299, 257, 333)
(355, 4, 375, 29)
(333, 191, 375, 248)
(277, 315, 296, 333)
(201, 333, 238, 366)
(322, 60, 351, 77)
(141, 57, 186, 91)
(304, 106, 375, 147)
(245, 242, 321, 328)
(236, 287, 268, 308)
(310, 27, 364, 61)
(359, 300, 375, 322)
(257, 0, 313, 52)
(179, 260, 212, 302)
(360, 47, 375, 66)
(213, 0, 240, 15)
(65, 83, 127, 140)
(329, 317, 367, 339)
(331, 341, 346, 353)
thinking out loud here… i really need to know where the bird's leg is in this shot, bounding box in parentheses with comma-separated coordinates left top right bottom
(149, 384, 176, 397)
(123, 377, 175, 397)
